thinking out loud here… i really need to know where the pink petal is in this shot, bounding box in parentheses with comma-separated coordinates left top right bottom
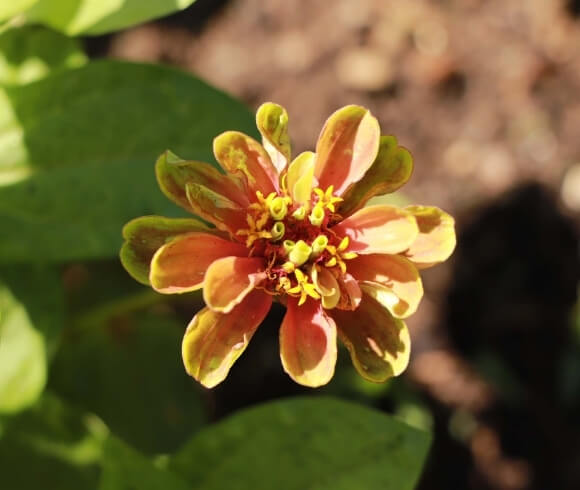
(150, 232, 247, 294)
(182, 290, 272, 388)
(314, 105, 380, 196)
(279, 297, 337, 387)
(203, 256, 267, 313)
(348, 254, 423, 318)
(332, 205, 419, 255)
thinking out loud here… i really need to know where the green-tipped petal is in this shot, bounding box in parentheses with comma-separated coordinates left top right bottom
(314, 105, 380, 196)
(213, 131, 278, 195)
(333, 293, 411, 383)
(340, 135, 413, 216)
(286, 151, 316, 204)
(155, 150, 248, 213)
(182, 290, 272, 388)
(256, 102, 291, 173)
(120, 216, 210, 285)
(404, 206, 456, 268)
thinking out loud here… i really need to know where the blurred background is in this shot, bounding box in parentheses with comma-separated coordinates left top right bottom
(7, 0, 580, 489)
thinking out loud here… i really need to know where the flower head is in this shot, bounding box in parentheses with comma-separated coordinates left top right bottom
(120, 103, 456, 388)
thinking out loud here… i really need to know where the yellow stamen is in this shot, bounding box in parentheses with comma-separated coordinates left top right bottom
(337, 236, 349, 251)
(270, 221, 285, 241)
(289, 240, 312, 266)
(309, 204, 325, 227)
(283, 240, 295, 255)
(311, 235, 329, 257)
(282, 261, 295, 273)
(269, 196, 288, 220)
(292, 206, 307, 220)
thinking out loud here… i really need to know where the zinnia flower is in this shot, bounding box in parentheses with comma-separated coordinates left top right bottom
(120, 103, 455, 388)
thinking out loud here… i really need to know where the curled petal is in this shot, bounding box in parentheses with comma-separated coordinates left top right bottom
(120, 216, 210, 285)
(203, 256, 267, 313)
(311, 266, 341, 309)
(213, 131, 278, 195)
(286, 151, 316, 205)
(156, 150, 248, 213)
(185, 182, 248, 233)
(348, 254, 423, 318)
(314, 105, 380, 196)
(404, 206, 456, 268)
(336, 273, 362, 311)
(333, 294, 411, 383)
(340, 136, 413, 216)
(332, 205, 419, 255)
(256, 102, 291, 174)
(279, 297, 337, 387)
(182, 290, 272, 388)
(149, 232, 247, 294)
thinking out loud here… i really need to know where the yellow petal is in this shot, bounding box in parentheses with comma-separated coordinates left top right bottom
(286, 151, 316, 205)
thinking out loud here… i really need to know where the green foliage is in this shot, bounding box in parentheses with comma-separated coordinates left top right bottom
(0, 25, 86, 85)
(0, 0, 39, 22)
(170, 397, 431, 490)
(0, 60, 256, 263)
(0, 266, 64, 413)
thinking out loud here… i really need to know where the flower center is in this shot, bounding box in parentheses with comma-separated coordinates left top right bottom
(237, 186, 357, 307)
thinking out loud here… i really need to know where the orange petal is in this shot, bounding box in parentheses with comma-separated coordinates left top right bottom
(314, 105, 380, 196)
(156, 150, 248, 213)
(182, 290, 272, 388)
(279, 297, 337, 387)
(203, 256, 266, 313)
(213, 131, 278, 195)
(311, 266, 340, 309)
(404, 206, 456, 268)
(150, 232, 247, 294)
(332, 205, 419, 255)
(120, 216, 210, 285)
(256, 102, 291, 174)
(185, 182, 248, 234)
(336, 273, 362, 311)
(332, 293, 411, 383)
(348, 254, 423, 318)
(340, 135, 413, 216)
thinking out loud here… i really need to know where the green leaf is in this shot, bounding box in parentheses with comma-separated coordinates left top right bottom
(0, 25, 87, 85)
(0, 392, 103, 490)
(170, 397, 431, 490)
(0, 266, 64, 413)
(0, 0, 38, 22)
(26, 0, 196, 36)
(0, 60, 256, 263)
(50, 305, 206, 454)
(99, 436, 189, 490)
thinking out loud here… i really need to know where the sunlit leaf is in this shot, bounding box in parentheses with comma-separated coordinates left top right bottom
(0, 0, 38, 22)
(170, 397, 431, 490)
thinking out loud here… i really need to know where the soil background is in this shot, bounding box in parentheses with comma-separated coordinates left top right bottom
(86, 1, 580, 489)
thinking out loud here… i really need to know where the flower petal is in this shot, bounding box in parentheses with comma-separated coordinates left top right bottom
(120, 216, 210, 285)
(348, 254, 423, 318)
(213, 131, 278, 195)
(256, 102, 291, 174)
(203, 256, 267, 313)
(314, 105, 380, 196)
(340, 136, 413, 217)
(149, 232, 247, 294)
(156, 150, 248, 213)
(332, 293, 411, 383)
(336, 273, 362, 311)
(332, 205, 419, 255)
(404, 206, 456, 268)
(311, 265, 340, 309)
(182, 290, 272, 388)
(279, 297, 337, 387)
(185, 182, 248, 234)
(286, 151, 316, 205)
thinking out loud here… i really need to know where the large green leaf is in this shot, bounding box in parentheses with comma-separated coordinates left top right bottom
(99, 437, 189, 490)
(0, 60, 256, 263)
(0, 25, 86, 85)
(170, 397, 431, 490)
(0, 392, 103, 489)
(25, 0, 196, 36)
(0, 266, 64, 413)
(0, 0, 38, 22)
(50, 304, 206, 454)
